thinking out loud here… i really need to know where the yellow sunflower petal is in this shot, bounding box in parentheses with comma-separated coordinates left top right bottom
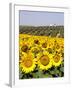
(37, 51, 52, 70)
(19, 53, 36, 73)
(52, 53, 62, 67)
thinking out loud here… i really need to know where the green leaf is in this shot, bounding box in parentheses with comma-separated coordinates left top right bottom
(56, 70, 60, 74)
(60, 67, 64, 72)
(50, 71, 55, 75)
(59, 72, 62, 77)
(47, 74, 53, 78)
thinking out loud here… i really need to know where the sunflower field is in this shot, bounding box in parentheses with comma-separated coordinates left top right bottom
(19, 26, 64, 79)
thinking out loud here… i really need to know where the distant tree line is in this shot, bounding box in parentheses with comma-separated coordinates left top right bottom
(19, 25, 64, 38)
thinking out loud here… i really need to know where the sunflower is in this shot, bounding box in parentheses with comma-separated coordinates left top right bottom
(29, 46, 41, 55)
(38, 37, 49, 51)
(33, 36, 40, 45)
(27, 36, 36, 48)
(59, 38, 64, 53)
(37, 51, 52, 70)
(53, 38, 64, 52)
(19, 53, 36, 73)
(44, 38, 54, 54)
(19, 42, 29, 54)
(52, 53, 62, 67)
(48, 38, 54, 48)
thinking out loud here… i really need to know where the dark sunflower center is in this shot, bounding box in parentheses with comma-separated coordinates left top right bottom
(24, 59, 33, 68)
(56, 44, 60, 49)
(34, 39, 39, 44)
(40, 55, 50, 66)
(48, 48, 52, 53)
(54, 54, 60, 63)
(21, 45, 28, 52)
(42, 42, 47, 48)
(32, 48, 39, 54)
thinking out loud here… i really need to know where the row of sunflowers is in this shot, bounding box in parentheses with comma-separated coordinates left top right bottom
(19, 34, 64, 79)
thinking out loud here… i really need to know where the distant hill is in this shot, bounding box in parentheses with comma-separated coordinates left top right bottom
(19, 25, 64, 38)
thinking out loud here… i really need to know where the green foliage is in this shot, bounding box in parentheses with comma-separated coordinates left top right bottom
(19, 62, 64, 79)
(19, 25, 64, 38)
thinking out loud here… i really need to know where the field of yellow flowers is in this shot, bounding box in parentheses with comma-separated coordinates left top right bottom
(19, 34, 64, 79)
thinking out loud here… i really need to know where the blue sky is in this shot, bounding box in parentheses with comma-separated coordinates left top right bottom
(19, 10, 64, 26)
